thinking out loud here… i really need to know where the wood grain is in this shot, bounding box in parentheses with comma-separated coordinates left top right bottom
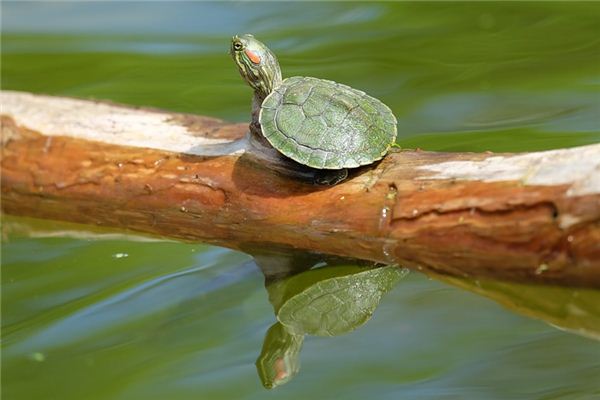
(2, 91, 599, 286)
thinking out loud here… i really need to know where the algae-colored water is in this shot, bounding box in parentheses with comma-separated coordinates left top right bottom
(2, 2, 600, 399)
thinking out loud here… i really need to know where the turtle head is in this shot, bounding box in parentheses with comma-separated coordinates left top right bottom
(231, 34, 282, 100)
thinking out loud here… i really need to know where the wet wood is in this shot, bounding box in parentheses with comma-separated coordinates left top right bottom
(2, 90, 599, 287)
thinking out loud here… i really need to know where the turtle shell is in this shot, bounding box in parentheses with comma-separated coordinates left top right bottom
(259, 76, 397, 169)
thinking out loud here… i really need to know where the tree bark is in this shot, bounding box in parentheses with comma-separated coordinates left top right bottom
(2, 90, 599, 287)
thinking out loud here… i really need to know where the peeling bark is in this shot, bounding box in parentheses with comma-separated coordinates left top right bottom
(1, 91, 599, 286)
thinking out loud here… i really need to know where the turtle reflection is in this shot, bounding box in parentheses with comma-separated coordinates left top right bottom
(254, 259, 408, 389)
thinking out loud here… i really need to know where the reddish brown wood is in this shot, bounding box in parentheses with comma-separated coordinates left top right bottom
(2, 111, 599, 287)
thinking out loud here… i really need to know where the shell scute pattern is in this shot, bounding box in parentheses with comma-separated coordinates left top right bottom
(357, 96, 379, 115)
(260, 76, 396, 169)
(283, 81, 313, 105)
(299, 118, 324, 147)
(301, 95, 323, 117)
(275, 104, 303, 135)
(322, 106, 345, 128)
(330, 93, 358, 111)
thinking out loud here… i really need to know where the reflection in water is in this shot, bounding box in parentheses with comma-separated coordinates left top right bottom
(436, 274, 600, 341)
(3, 217, 600, 398)
(250, 249, 408, 388)
(249, 246, 600, 389)
(256, 322, 303, 389)
(2, 1, 600, 396)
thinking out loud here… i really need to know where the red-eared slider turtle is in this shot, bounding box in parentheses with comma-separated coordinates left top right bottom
(256, 264, 408, 388)
(230, 34, 397, 185)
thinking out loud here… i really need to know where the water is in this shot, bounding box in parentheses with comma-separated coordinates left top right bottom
(2, 2, 600, 399)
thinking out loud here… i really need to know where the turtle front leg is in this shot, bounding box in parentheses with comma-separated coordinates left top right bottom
(314, 168, 348, 185)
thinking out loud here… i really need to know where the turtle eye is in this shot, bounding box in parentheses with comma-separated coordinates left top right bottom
(233, 41, 243, 51)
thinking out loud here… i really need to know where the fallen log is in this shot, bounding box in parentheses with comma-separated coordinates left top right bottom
(1, 90, 599, 286)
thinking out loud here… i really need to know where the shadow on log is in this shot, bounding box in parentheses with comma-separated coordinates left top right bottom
(1, 90, 599, 287)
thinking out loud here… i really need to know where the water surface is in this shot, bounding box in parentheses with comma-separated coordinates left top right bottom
(2, 2, 600, 399)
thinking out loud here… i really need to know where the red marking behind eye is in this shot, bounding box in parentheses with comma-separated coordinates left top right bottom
(274, 358, 288, 381)
(245, 49, 261, 64)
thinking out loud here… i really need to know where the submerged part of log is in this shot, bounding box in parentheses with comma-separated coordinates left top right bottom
(1, 91, 599, 286)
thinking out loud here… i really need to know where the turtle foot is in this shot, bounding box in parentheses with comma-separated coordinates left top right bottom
(313, 169, 348, 185)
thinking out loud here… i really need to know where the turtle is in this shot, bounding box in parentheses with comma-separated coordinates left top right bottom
(256, 264, 408, 388)
(230, 34, 397, 185)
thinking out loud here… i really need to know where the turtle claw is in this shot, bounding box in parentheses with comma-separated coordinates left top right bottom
(313, 168, 348, 185)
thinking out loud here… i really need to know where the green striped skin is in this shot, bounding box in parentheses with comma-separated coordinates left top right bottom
(231, 35, 397, 171)
(255, 322, 303, 389)
(230, 34, 281, 101)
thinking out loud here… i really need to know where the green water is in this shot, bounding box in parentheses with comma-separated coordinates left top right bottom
(2, 2, 600, 399)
